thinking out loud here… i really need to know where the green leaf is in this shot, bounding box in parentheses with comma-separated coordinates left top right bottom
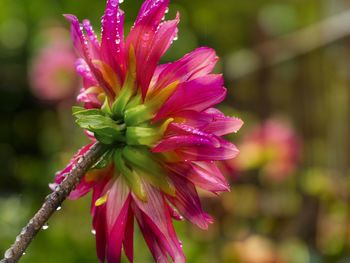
(122, 146, 175, 196)
(114, 149, 147, 201)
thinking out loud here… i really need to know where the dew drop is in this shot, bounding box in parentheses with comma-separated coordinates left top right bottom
(119, 0, 124, 3)
(165, 7, 169, 14)
(173, 36, 178, 41)
(42, 224, 49, 230)
(115, 38, 121, 45)
(56, 206, 62, 211)
(110, 0, 118, 7)
(91, 229, 96, 235)
(23, 252, 26, 256)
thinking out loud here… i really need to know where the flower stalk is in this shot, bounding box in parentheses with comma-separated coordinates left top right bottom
(0, 142, 106, 263)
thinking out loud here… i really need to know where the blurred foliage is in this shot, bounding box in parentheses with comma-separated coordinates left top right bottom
(1, 0, 350, 262)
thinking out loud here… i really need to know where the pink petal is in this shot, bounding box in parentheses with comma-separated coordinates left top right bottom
(133, 181, 185, 263)
(153, 47, 218, 91)
(174, 109, 243, 136)
(82, 19, 100, 59)
(105, 177, 131, 263)
(93, 204, 107, 262)
(107, 196, 131, 263)
(176, 138, 239, 161)
(123, 207, 134, 262)
(154, 74, 226, 121)
(126, 0, 173, 98)
(64, 14, 115, 98)
(167, 174, 213, 229)
(101, 0, 126, 80)
(152, 135, 216, 152)
(167, 161, 229, 193)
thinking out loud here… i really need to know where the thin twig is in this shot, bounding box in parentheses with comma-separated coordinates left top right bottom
(0, 142, 106, 263)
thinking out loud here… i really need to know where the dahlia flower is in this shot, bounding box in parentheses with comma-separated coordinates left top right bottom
(52, 0, 242, 262)
(30, 27, 78, 102)
(233, 119, 300, 180)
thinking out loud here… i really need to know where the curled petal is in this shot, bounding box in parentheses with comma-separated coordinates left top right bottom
(64, 14, 116, 98)
(154, 75, 226, 121)
(101, 1, 126, 80)
(153, 47, 218, 91)
(167, 161, 229, 193)
(174, 109, 243, 136)
(176, 138, 239, 161)
(167, 174, 213, 229)
(127, 0, 174, 98)
(133, 181, 185, 263)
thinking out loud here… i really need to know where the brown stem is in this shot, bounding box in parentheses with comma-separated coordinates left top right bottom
(0, 142, 106, 263)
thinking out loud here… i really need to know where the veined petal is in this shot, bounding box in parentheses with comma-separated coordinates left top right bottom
(64, 14, 116, 98)
(167, 161, 229, 193)
(153, 135, 216, 153)
(107, 195, 131, 263)
(133, 181, 185, 263)
(126, 0, 173, 98)
(167, 174, 213, 229)
(153, 47, 218, 91)
(175, 138, 239, 161)
(174, 109, 243, 136)
(123, 207, 134, 262)
(101, 0, 126, 80)
(82, 19, 100, 59)
(154, 74, 226, 121)
(93, 204, 107, 262)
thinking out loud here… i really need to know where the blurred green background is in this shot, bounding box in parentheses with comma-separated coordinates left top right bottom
(1, 0, 350, 262)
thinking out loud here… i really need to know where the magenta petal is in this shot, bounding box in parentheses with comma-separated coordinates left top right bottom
(123, 207, 134, 262)
(105, 177, 131, 263)
(139, 15, 179, 98)
(174, 109, 243, 136)
(167, 174, 213, 229)
(177, 138, 239, 161)
(133, 181, 185, 263)
(64, 14, 89, 60)
(168, 161, 229, 193)
(93, 205, 107, 262)
(107, 196, 131, 263)
(153, 135, 215, 153)
(82, 19, 101, 59)
(190, 162, 229, 192)
(127, 0, 172, 98)
(154, 74, 226, 121)
(101, 0, 125, 79)
(134, 207, 169, 263)
(154, 47, 218, 91)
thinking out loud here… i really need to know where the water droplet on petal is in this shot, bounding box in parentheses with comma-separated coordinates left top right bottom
(110, 0, 118, 7)
(22, 252, 26, 256)
(173, 36, 178, 41)
(56, 206, 61, 211)
(91, 229, 96, 235)
(42, 224, 49, 230)
(115, 38, 121, 45)
(165, 7, 169, 14)
(119, 0, 124, 3)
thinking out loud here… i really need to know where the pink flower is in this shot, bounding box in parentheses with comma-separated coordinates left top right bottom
(29, 27, 78, 102)
(52, 1, 242, 262)
(232, 119, 300, 180)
